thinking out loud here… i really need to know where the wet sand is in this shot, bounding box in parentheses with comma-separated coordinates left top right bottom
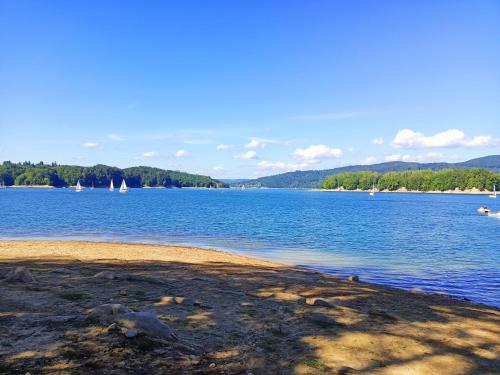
(0, 240, 499, 374)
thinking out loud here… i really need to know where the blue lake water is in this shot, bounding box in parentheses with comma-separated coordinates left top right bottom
(1, 188, 499, 307)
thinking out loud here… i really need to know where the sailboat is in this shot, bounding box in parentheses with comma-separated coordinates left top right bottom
(489, 185, 497, 199)
(109, 179, 114, 192)
(90, 183, 95, 190)
(369, 181, 375, 196)
(75, 180, 83, 192)
(119, 179, 128, 193)
(0, 179, 5, 189)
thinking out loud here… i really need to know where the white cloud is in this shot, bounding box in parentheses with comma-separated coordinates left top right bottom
(371, 137, 384, 145)
(257, 160, 309, 172)
(292, 112, 368, 121)
(363, 156, 377, 164)
(348, 147, 355, 153)
(245, 139, 267, 149)
(412, 152, 445, 163)
(257, 161, 288, 171)
(384, 154, 410, 162)
(383, 153, 445, 163)
(391, 129, 499, 149)
(107, 134, 124, 141)
(293, 145, 342, 162)
(213, 166, 224, 172)
(82, 142, 100, 148)
(245, 137, 293, 149)
(236, 150, 258, 160)
(142, 151, 159, 158)
(175, 149, 188, 157)
(216, 144, 233, 151)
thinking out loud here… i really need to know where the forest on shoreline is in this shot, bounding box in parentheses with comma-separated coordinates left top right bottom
(321, 168, 500, 192)
(0, 162, 225, 188)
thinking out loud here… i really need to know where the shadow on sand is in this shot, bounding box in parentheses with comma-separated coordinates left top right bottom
(1, 258, 499, 374)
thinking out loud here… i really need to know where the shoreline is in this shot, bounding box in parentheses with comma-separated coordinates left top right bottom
(3, 185, 497, 195)
(314, 188, 496, 195)
(1, 240, 499, 374)
(0, 239, 495, 307)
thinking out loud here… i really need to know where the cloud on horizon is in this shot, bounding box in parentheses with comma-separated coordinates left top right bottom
(391, 129, 499, 149)
(82, 142, 100, 148)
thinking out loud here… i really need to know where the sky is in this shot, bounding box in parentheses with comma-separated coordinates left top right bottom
(1, 0, 499, 179)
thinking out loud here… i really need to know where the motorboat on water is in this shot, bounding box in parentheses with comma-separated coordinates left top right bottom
(477, 206, 491, 214)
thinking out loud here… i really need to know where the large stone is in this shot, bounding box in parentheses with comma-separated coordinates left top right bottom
(118, 311, 177, 340)
(5, 267, 36, 283)
(94, 271, 124, 280)
(348, 275, 359, 282)
(87, 303, 176, 341)
(87, 303, 133, 324)
(304, 298, 335, 308)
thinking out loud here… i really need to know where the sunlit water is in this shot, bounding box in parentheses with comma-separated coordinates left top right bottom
(1, 188, 499, 307)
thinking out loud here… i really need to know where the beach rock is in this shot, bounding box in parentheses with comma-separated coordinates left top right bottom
(209, 363, 216, 368)
(5, 267, 36, 283)
(124, 328, 139, 338)
(87, 303, 133, 324)
(94, 270, 124, 280)
(305, 298, 335, 308)
(118, 311, 177, 340)
(88, 303, 177, 340)
(348, 275, 359, 282)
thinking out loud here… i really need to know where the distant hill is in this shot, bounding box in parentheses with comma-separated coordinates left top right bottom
(0, 162, 226, 188)
(237, 155, 500, 188)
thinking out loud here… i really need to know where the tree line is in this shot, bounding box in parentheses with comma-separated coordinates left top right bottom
(0, 161, 226, 188)
(321, 168, 500, 192)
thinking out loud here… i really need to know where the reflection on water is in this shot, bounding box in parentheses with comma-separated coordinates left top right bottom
(1, 188, 499, 307)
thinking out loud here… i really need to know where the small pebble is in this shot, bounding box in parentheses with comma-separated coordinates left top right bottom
(209, 363, 216, 368)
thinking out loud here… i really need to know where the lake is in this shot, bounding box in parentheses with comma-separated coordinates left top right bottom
(1, 188, 499, 307)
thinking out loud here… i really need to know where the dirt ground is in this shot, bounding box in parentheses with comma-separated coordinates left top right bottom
(0, 240, 499, 375)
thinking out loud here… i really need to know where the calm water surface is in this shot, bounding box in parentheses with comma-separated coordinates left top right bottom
(1, 188, 499, 307)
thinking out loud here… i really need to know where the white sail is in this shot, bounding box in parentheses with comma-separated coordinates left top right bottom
(490, 185, 497, 199)
(76, 180, 83, 192)
(119, 179, 128, 193)
(109, 180, 114, 191)
(369, 182, 375, 196)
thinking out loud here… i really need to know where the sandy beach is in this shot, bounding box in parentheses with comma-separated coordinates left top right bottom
(0, 240, 499, 375)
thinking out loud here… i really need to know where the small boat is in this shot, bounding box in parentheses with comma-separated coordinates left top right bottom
(75, 180, 83, 192)
(119, 179, 128, 193)
(489, 185, 497, 199)
(0, 179, 5, 189)
(369, 181, 375, 196)
(109, 180, 114, 192)
(477, 206, 491, 214)
(90, 183, 95, 190)
(241, 185, 246, 190)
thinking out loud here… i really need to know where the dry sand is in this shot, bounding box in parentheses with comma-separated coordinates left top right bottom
(0, 240, 499, 375)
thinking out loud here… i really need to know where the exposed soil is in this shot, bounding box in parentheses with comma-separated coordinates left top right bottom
(0, 240, 499, 375)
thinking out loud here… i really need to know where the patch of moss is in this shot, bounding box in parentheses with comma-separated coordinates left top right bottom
(302, 358, 322, 369)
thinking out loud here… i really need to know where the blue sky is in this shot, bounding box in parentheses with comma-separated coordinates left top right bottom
(1, 0, 499, 178)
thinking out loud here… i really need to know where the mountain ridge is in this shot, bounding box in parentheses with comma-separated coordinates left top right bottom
(236, 155, 500, 188)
